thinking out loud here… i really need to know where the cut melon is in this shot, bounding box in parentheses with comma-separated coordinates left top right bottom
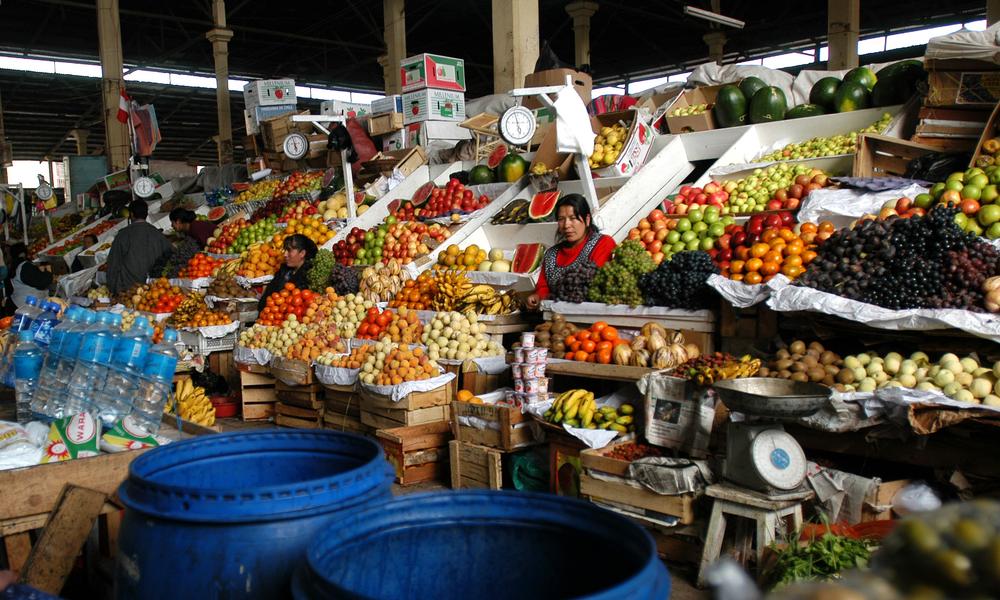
(487, 145, 508, 169)
(411, 182, 435, 207)
(512, 243, 545, 273)
(206, 207, 226, 221)
(529, 191, 559, 222)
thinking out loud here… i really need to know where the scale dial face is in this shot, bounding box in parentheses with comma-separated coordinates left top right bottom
(749, 428, 806, 490)
(283, 132, 309, 160)
(133, 177, 156, 199)
(35, 182, 53, 201)
(499, 105, 536, 146)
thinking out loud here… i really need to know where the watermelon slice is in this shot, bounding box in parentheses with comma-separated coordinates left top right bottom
(487, 145, 508, 169)
(206, 207, 227, 221)
(411, 182, 435, 207)
(512, 243, 545, 273)
(529, 190, 559, 222)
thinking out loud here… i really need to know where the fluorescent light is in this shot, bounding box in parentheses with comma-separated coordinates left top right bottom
(683, 5, 745, 29)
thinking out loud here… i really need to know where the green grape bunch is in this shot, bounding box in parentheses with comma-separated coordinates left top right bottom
(307, 249, 336, 292)
(587, 240, 656, 306)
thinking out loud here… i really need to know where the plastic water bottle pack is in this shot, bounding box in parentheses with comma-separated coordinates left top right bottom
(30, 307, 88, 419)
(13, 330, 44, 423)
(94, 316, 153, 427)
(58, 311, 121, 419)
(133, 328, 181, 435)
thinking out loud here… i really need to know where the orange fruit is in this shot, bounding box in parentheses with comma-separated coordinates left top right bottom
(801, 250, 817, 264)
(783, 255, 803, 268)
(601, 326, 618, 341)
(592, 321, 608, 333)
(761, 261, 780, 276)
(763, 250, 783, 264)
(761, 230, 779, 243)
(750, 243, 770, 259)
(597, 349, 612, 364)
(818, 221, 835, 234)
(735, 247, 751, 261)
(731, 273, 745, 282)
(783, 240, 804, 256)
(799, 222, 818, 234)
(581, 340, 596, 353)
(782, 264, 804, 279)
(574, 350, 589, 362)
(744, 271, 763, 285)
(779, 228, 796, 242)
(730, 260, 745, 274)
(745, 257, 763, 272)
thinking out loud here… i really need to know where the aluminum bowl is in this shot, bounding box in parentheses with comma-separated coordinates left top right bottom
(712, 378, 831, 418)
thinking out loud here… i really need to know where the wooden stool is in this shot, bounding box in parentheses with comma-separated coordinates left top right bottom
(697, 483, 813, 587)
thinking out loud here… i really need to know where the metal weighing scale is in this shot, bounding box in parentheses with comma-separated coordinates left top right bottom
(712, 378, 831, 495)
(290, 115, 357, 220)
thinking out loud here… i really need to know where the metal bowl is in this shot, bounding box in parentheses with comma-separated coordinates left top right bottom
(712, 378, 832, 418)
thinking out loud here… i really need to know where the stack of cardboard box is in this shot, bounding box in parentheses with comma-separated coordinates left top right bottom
(243, 79, 297, 135)
(399, 53, 470, 151)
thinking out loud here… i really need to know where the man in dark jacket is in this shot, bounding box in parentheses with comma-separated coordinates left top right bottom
(106, 200, 172, 295)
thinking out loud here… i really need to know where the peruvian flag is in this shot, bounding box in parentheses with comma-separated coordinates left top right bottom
(116, 88, 130, 123)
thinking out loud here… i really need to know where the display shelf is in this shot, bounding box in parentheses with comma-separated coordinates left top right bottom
(542, 301, 715, 332)
(545, 359, 655, 382)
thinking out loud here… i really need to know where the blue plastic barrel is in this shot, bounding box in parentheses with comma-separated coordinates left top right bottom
(114, 430, 393, 599)
(293, 490, 671, 599)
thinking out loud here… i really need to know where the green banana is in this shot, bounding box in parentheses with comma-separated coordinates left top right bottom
(616, 415, 633, 425)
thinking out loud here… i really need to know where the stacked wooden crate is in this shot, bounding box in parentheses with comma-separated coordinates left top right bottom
(275, 382, 324, 429)
(358, 385, 451, 430)
(376, 421, 451, 486)
(237, 364, 277, 422)
(322, 384, 369, 436)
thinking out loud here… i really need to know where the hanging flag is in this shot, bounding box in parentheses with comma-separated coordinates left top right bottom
(117, 88, 130, 123)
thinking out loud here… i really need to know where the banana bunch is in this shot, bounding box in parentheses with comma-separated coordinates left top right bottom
(213, 258, 240, 277)
(541, 389, 636, 434)
(167, 292, 208, 327)
(430, 269, 473, 311)
(452, 285, 519, 315)
(170, 378, 216, 427)
(678, 353, 761, 385)
(359, 259, 407, 302)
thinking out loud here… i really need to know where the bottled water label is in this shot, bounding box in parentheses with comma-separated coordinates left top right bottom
(31, 319, 57, 347)
(144, 352, 179, 381)
(112, 338, 150, 370)
(79, 334, 117, 363)
(14, 351, 43, 380)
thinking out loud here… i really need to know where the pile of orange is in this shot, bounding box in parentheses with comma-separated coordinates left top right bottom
(562, 321, 629, 364)
(376, 345, 438, 386)
(356, 307, 423, 343)
(174, 307, 232, 328)
(178, 253, 225, 278)
(131, 278, 186, 313)
(284, 216, 334, 245)
(237, 242, 284, 278)
(323, 344, 375, 369)
(723, 222, 834, 284)
(388, 273, 438, 310)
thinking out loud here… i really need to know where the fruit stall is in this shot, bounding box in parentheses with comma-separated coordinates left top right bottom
(7, 36, 1000, 598)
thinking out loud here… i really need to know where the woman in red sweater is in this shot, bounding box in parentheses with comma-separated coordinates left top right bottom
(524, 194, 616, 310)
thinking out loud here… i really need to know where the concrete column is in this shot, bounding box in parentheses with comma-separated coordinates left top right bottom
(0, 90, 8, 184)
(989, 0, 1000, 26)
(70, 129, 89, 155)
(828, 0, 860, 70)
(207, 0, 234, 165)
(97, 0, 129, 171)
(383, 0, 406, 95)
(492, 0, 540, 94)
(565, 1, 599, 68)
(703, 31, 727, 65)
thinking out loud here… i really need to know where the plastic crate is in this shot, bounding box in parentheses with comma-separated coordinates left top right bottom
(179, 330, 238, 355)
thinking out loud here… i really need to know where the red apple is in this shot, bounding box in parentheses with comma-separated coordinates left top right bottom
(895, 197, 913, 212)
(788, 184, 804, 199)
(774, 189, 789, 202)
(764, 214, 783, 230)
(767, 199, 783, 211)
(704, 182, 720, 195)
(785, 197, 801, 210)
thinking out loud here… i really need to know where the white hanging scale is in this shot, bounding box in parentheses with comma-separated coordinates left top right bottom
(35, 182, 53, 201)
(723, 423, 807, 493)
(498, 105, 536, 146)
(133, 176, 157, 199)
(283, 132, 310, 160)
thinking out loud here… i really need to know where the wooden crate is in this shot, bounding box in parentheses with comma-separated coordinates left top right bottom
(360, 404, 449, 430)
(862, 479, 910, 522)
(376, 422, 451, 486)
(276, 381, 324, 409)
(970, 101, 1000, 168)
(579, 472, 697, 525)
(323, 384, 361, 418)
(269, 357, 314, 386)
(359, 383, 450, 411)
(545, 360, 655, 382)
(451, 401, 539, 451)
(580, 440, 636, 477)
(449, 440, 503, 490)
(240, 369, 277, 421)
(275, 402, 324, 429)
(853, 133, 937, 178)
(323, 411, 372, 436)
(461, 362, 510, 396)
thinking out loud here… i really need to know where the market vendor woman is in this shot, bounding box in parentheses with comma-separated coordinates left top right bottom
(170, 208, 218, 248)
(257, 234, 317, 311)
(524, 194, 616, 310)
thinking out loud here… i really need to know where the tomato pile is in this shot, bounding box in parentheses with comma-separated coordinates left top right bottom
(714, 215, 835, 284)
(563, 321, 628, 364)
(388, 273, 437, 310)
(178, 253, 225, 278)
(129, 278, 186, 313)
(257, 283, 317, 326)
(394, 179, 491, 221)
(355, 307, 423, 343)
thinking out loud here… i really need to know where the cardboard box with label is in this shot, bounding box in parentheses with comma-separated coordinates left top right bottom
(522, 68, 593, 110)
(372, 95, 404, 115)
(665, 86, 722, 134)
(260, 110, 312, 152)
(591, 110, 656, 178)
(400, 53, 466, 92)
(321, 100, 372, 119)
(245, 104, 297, 135)
(368, 113, 404, 136)
(927, 70, 1000, 107)
(404, 121, 471, 148)
(382, 129, 406, 152)
(244, 79, 296, 108)
(402, 89, 466, 124)
(529, 126, 573, 180)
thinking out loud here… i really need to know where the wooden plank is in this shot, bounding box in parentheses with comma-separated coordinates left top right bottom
(0, 451, 148, 522)
(375, 421, 451, 450)
(276, 388, 324, 409)
(269, 357, 314, 386)
(322, 413, 371, 436)
(580, 440, 635, 478)
(402, 448, 444, 467)
(361, 405, 449, 429)
(360, 385, 450, 411)
(580, 473, 695, 524)
(241, 387, 277, 404)
(20, 485, 108, 594)
(275, 402, 322, 420)
(242, 402, 275, 421)
(275, 414, 323, 429)
(4, 532, 31, 572)
(240, 370, 274, 386)
(546, 360, 655, 382)
(449, 440, 502, 490)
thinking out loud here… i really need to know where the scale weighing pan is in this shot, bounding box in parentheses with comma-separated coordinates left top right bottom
(713, 378, 831, 418)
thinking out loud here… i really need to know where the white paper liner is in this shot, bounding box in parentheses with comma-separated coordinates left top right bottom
(707, 274, 789, 308)
(797, 184, 929, 227)
(206, 253, 241, 260)
(313, 362, 360, 386)
(204, 295, 258, 308)
(456, 389, 537, 433)
(767, 284, 1000, 343)
(183, 320, 239, 339)
(359, 372, 455, 403)
(525, 388, 638, 449)
(856, 386, 1000, 423)
(233, 345, 272, 365)
(464, 271, 533, 287)
(469, 354, 508, 375)
(235, 275, 273, 288)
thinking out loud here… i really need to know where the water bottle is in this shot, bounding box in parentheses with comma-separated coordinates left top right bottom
(29, 301, 61, 348)
(30, 307, 84, 418)
(133, 329, 180, 435)
(94, 316, 153, 427)
(10, 295, 41, 332)
(59, 312, 120, 419)
(13, 330, 44, 423)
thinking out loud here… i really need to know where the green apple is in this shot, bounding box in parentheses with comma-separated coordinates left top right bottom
(708, 223, 726, 237)
(966, 220, 984, 236)
(703, 206, 720, 223)
(979, 204, 1000, 226)
(914, 193, 934, 209)
(965, 167, 985, 179)
(666, 230, 681, 244)
(945, 180, 965, 193)
(693, 221, 708, 234)
(954, 212, 969, 228)
(947, 172, 966, 183)
(687, 208, 703, 223)
(686, 239, 700, 251)
(969, 173, 990, 189)
(987, 222, 1000, 239)
(930, 182, 946, 198)
(962, 185, 982, 200)
(982, 185, 999, 203)
(700, 237, 715, 251)
(675, 218, 691, 232)
(671, 242, 685, 253)
(681, 230, 697, 243)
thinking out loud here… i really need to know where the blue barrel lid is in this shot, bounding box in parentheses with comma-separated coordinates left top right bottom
(119, 430, 393, 523)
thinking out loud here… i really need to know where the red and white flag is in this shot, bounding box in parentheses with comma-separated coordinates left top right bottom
(117, 88, 130, 123)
